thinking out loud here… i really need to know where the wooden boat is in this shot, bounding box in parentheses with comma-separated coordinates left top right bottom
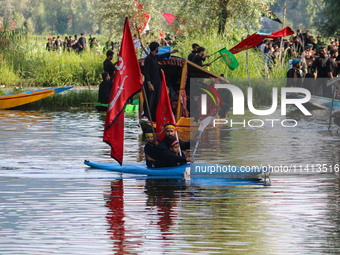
(84, 160, 265, 180)
(0, 86, 73, 110)
(138, 56, 230, 140)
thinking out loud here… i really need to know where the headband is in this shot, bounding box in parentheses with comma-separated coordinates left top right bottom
(164, 124, 176, 130)
(145, 133, 154, 138)
(170, 140, 179, 147)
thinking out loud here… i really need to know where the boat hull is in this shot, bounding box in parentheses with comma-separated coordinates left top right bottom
(84, 161, 264, 179)
(0, 86, 73, 110)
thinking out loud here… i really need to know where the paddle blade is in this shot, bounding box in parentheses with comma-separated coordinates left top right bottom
(198, 116, 214, 132)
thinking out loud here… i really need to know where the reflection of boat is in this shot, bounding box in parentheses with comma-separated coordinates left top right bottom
(0, 86, 73, 110)
(138, 57, 229, 140)
(84, 160, 265, 179)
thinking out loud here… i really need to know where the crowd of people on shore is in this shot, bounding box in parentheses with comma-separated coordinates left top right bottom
(257, 28, 340, 98)
(45, 32, 119, 54)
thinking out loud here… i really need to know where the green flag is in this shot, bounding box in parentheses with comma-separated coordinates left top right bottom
(219, 48, 239, 71)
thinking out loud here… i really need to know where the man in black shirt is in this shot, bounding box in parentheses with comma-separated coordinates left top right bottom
(192, 47, 211, 67)
(103, 50, 117, 81)
(98, 72, 112, 104)
(327, 49, 338, 79)
(188, 43, 199, 61)
(312, 46, 330, 96)
(143, 41, 178, 121)
(78, 33, 86, 53)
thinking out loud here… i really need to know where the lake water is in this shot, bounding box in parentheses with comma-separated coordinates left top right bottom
(1, 109, 340, 254)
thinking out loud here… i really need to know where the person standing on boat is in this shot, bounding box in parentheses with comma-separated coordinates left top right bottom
(157, 124, 191, 167)
(142, 42, 179, 122)
(98, 72, 112, 104)
(286, 59, 302, 87)
(192, 47, 211, 67)
(188, 43, 199, 61)
(103, 50, 117, 81)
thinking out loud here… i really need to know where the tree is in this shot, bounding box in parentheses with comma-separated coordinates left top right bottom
(315, 0, 340, 37)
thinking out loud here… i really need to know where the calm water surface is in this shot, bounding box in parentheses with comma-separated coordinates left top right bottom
(0, 109, 340, 254)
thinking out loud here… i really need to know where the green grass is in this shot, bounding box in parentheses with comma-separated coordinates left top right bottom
(0, 31, 291, 109)
(15, 89, 98, 110)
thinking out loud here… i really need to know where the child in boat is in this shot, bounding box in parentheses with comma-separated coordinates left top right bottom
(167, 137, 188, 167)
(144, 129, 160, 168)
(157, 123, 191, 167)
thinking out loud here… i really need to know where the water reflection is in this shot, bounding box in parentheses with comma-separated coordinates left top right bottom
(1, 109, 340, 254)
(104, 179, 127, 255)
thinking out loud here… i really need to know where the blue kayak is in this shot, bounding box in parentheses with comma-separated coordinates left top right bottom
(84, 161, 265, 179)
(84, 160, 188, 176)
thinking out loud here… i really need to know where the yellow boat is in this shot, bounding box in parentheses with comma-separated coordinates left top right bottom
(0, 86, 73, 110)
(138, 56, 229, 141)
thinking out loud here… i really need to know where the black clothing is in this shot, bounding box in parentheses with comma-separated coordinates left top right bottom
(143, 52, 171, 121)
(98, 80, 112, 104)
(188, 51, 196, 61)
(312, 56, 329, 78)
(286, 68, 302, 87)
(144, 142, 160, 168)
(78, 37, 86, 52)
(143, 52, 171, 87)
(192, 54, 206, 67)
(157, 136, 190, 167)
(103, 59, 116, 80)
(326, 58, 337, 78)
(312, 56, 331, 97)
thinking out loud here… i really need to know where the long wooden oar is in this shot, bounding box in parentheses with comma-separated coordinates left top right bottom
(192, 116, 214, 160)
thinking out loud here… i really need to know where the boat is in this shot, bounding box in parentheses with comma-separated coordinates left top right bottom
(138, 56, 230, 141)
(84, 160, 265, 180)
(0, 86, 74, 110)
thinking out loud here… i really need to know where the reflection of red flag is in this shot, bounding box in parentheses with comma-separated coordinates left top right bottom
(103, 18, 143, 165)
(162, 12, 177, 24)
(156, 71, 175, 141)
(47, 33, 52, 40)
(11, 20, 14, 29)
(229, 26, 294, 54)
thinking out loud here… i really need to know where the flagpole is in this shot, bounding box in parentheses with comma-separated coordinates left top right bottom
(210, 55, 222, 65)
(246, 49, 251, 87)
(141, 84, 157, 137)
(279, 2, 286, 67)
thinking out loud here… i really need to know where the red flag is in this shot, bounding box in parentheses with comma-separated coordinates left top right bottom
(134, 0, 150, 34)
(11, 20, 14, 29)
(156, 71, 176, 141)
(229, 27, 294, 54)
(47, 33, 52, 40)
(103, 18, 143, 165)
(160, 30, 165, 38)
(162, 12, 177, 24)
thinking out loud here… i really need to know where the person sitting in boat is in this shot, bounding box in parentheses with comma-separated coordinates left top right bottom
(98, 72, 112, 104)
(144, 129, 160, 168)
(157, 123, 191, 167)
(167, 137, 188, 167)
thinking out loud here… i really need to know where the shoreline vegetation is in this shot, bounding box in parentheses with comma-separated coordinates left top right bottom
(0, 31, 289, 110)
